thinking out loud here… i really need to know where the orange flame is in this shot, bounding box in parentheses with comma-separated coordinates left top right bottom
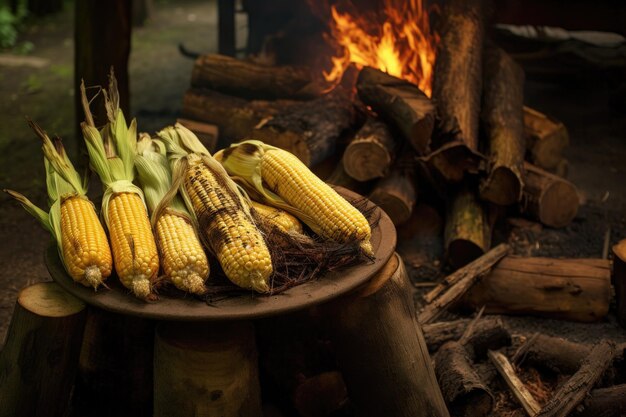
(324, 0, 439, 97)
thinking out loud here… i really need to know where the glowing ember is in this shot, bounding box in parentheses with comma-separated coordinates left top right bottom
(324, 0, 439, 97)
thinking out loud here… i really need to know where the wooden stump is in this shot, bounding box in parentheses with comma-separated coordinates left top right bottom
(0, 282, 87, 417)
(464, 257, 611, 322)
(324, 253, 450, 417)
(72, 308, 155, 417)
(522, 162, 579, 228)
(154, 321, 262, 417)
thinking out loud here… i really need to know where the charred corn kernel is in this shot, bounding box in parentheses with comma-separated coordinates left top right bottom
(217, 141, 373, 255)
(61, 196, 113, 286)
(108, 192, 159, 299)
(250, 200, 303, 234)
(155, 211, 209, 294)
(185, 158, 272, 293)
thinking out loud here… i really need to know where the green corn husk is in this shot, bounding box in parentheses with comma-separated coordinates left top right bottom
(5, 120, 112, 288)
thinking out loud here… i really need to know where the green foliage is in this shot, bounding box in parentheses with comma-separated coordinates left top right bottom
(0, 7, 18, 48)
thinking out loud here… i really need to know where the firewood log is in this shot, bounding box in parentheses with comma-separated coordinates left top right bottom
(444, 186, 492, 269)
(613, 239, 626, 328)
(356, 67, 434, 155)
(512, 333, 590, 375)
(573, 384, 626, 417)
(323, 253, 449, 417)
(342, 117, 396, 181)
(191, 53, 321, 99)
(154, 321, 262, 417)
(435, 341, 493, 417)
(423, 316, 510, 357)
(522, 162, 579, 228)
(325, 160, 373, 196)
(479, 46, 526, 206)
(523, 106, 569, 171)
(368, 147, 417, 226)
(72, 307, 154, 417)
(429, 0, 486, 182)
(0, 282, 86, 417)
(464, 257, 611, 322)
(176, 118, 218, 153)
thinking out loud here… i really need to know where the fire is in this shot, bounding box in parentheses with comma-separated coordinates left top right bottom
(324, 0, 439, 97)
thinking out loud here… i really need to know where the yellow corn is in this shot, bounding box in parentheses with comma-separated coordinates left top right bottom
(185, 158, 272, 293)
(108, 192, 159, 299)
(61, 196, 113, 287)
(217, 142, 373, 254)
(250, 200, 303, 234)
(155, 210, 209, 294)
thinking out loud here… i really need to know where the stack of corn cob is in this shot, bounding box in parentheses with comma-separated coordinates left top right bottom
(10, 72, 376, 302)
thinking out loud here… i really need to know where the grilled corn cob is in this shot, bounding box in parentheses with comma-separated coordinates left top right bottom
(80, 75, 159, 300)
(135, 134, 209, 294)
(250, 200, 303, 234)
(5, 121, 112, 289)
(157, 124, 273, 293)
(214, 140, 373, 255)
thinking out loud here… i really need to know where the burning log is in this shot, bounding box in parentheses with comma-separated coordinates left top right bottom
(324, 253, 449, 417)
(488, 350, 542, 417)
(356, 67, 435, 155)
(342, 117, 396, 181)
(522, 162, 579, 228)
(191, 54, 320, 99)
(464, 257, 611, 322)
(429, 0, 486, 182)
(613, 239, 626, 328)
(536, 340, 616, 417)
(0, 283, 86, 417)
(419, 243, 510, 324)
(176, 118, 219, 153)
(435, 341, 493, 417)
(423, 316, 511, 356)
(479, 46, 526, 206)
(444, 186, 492, 269)
(368, 148, 417, 226)
(512, 333, 590, 375)
(573, 384, 626, 417)
(182, 89, 356, 166)
(523, 106, 569, 172)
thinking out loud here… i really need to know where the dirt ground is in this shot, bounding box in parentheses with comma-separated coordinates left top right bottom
(1, 0, 625, 355)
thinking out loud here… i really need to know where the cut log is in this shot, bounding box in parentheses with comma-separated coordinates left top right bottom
(435, 341, 493, 417)
(522, 162, 579, 228)
(419, 244, 509, 324)
(488, 350, 542, 417)
(479, 46, 526, 206)
(536, 340, 616, 417)
(423, 316, 510, 357)
(176, 118, 219, 153)
(573, 384, 626, 417)
(512, 333, 590, 375)
(368, 148, 418, 226)
(429, 0, 486, 182)
(72, 307, 155, 417)
(324, 253, 450, 417)
(325, 160, 373, 196)
(154, 321, 262, 417)
(342, 117, 396, 181)
(0, 282, 86, 417)
(464, 257, 611, 322)
(613, 239, 626, 328)
(444, 186, 492, 269)
(191, 54, 320, 99)
(356, 67, 435, 155)
(523, 106, 569, 171)
(182, 89, 356, 166)
(253, 90, 356, 166)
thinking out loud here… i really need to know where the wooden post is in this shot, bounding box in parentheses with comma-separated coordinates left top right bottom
(464, 257, 611, 322)
(154, 321, 262, 417)
(75, 0, 131, 138)
(479, 46, 526, 206)
(72, 308, 154, 417)
(342, 118, 396, 181)
(324, 253, 450, 417)
(0, 282, 87, 417)
(444, 186, 492, 269)
(522, 162, 579, 228)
